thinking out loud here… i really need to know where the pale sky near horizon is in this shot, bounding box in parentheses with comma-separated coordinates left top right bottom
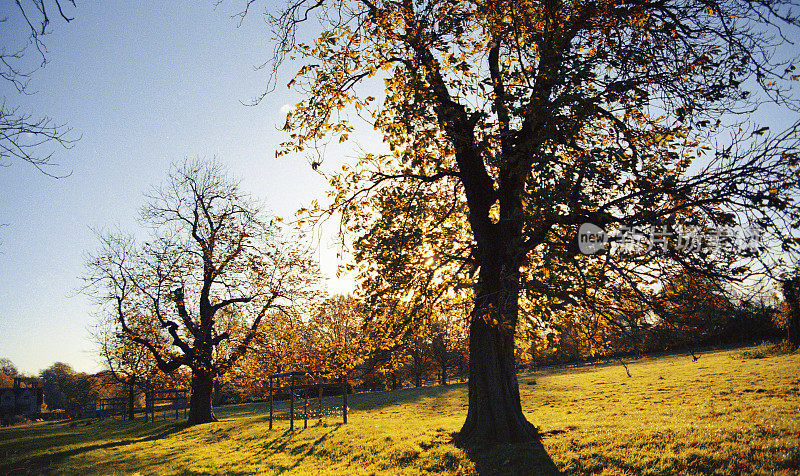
(0, 1, 371, 376)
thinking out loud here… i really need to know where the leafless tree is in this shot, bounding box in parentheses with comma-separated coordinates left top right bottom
(85, 159, 319, 424)
(1, 1, 77, 177)
(93, 318, 160, 420)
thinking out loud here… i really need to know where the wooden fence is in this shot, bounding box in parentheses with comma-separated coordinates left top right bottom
(267, 371, 348, 430)
(145, 389, 188, 422)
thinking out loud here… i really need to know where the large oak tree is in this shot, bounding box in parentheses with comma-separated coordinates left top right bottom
(242, 0, 800, 444)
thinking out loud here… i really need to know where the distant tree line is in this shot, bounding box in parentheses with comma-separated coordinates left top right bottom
(516, 273, 789, 368)
(2, 266, 794, 418)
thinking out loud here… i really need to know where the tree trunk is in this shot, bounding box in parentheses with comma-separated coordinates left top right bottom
(127, 378, 136, 421)
(188, 370, 217, 425)
(455, 251, 538, 446)
(789, 310, 800, 349)
(439, 365, 447, 386)
(213, 379, 221, 406)
(783, 278, 800, 349)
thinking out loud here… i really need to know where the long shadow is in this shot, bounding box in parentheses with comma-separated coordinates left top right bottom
(461, 434, 561, 475)
(214, 381, 469, 420)
(240, 426, 341, 472)
(348, 381, 468, 412)
(285, 425, 341, 471)
(0, 422, 188, 474)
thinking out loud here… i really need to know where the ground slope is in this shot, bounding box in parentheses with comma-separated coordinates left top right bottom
(1, 345, 798, 475)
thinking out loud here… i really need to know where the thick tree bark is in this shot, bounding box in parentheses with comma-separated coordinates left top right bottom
(188, 370, 217, 424)
(456, 251, 538, 446)
(401, 7, 539, 445)
(456, 320, 537, 445)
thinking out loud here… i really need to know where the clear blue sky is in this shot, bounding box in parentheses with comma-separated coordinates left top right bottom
(0, 1, 367, 376)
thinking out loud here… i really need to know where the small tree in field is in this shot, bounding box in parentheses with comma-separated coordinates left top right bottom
(85, 160, 317, 424)
(309, 294, 366, 370)
(0, 358, 19, 388)
(39, 362, 96, 417)
(653, 272, 732, 348)
(95, 319, 160, 420)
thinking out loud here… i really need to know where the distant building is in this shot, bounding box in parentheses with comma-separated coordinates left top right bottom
(0, 377, 44, 422)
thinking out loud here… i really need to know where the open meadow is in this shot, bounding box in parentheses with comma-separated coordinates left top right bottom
(1, 345, 799, 475)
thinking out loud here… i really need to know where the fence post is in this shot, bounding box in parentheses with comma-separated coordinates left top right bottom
(317, 373, 323, 426)
(269, 377, 273, 430)
(145, 392, 151, 422)
(341, 375, 348, 424)
(290, 374, 295, 431)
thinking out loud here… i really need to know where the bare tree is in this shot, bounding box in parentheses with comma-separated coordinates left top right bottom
(85, 159, 318, 424)
(94, 318, 160, 420)
(1, 1, 77, 176)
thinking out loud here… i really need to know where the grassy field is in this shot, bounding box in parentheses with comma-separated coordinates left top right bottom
(1, 345, 799, 475)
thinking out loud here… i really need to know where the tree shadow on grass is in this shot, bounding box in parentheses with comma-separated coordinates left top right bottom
(259, 425, 340, 454)
(0, 422, 189, 474)
(286, 425, 342, 470)
(348, 382, 469, 412)
(215, 381, 468, 420)
(239, 425, 342, 472)
(461, 434, 561, 475)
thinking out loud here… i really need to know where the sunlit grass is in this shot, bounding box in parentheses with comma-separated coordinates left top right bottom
(1, 345, 798, 474)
